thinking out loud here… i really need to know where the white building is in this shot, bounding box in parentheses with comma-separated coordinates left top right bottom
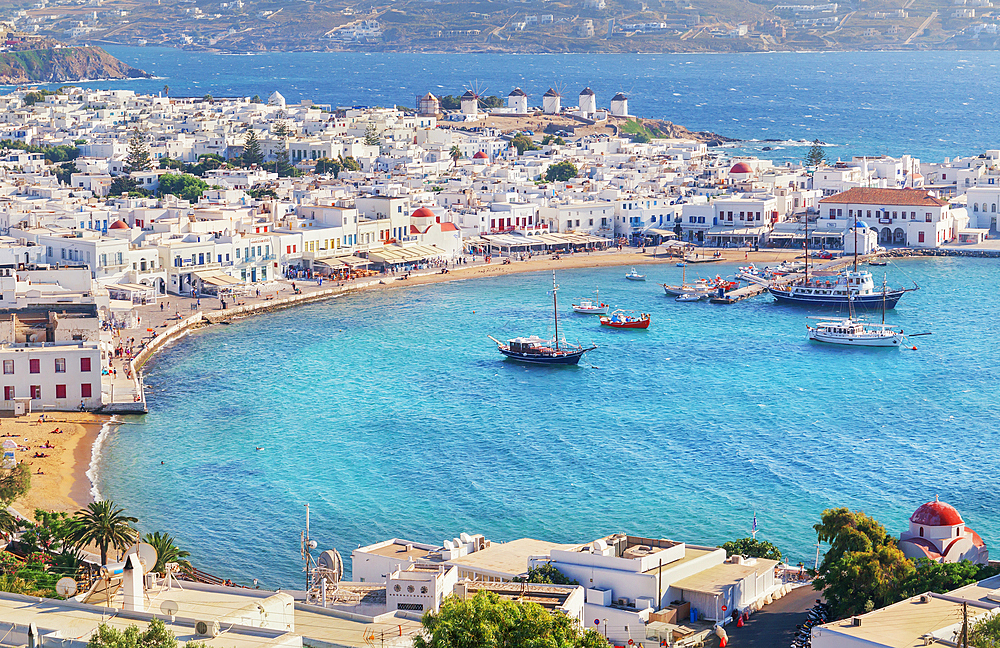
(507, 88, 528, 114)
(542, 89, 561, 115)
(610, 92, 629, 117)
(818, 187, 964, 247)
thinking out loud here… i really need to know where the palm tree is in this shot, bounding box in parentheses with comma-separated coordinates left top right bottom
(449, 145, 461, 169)
(0, 509, 19, 541)
(142, 531, 191, 573)
(67, 501, 138, 566)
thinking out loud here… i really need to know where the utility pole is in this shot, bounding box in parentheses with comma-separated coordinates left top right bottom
(962, 601, 969, 648)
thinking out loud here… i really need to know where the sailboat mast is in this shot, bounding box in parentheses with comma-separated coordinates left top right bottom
(882, 275, 887, 325)
(552, 271, 559, 351)
(804, 213, 809, 282)
(854, 221, 859, 273)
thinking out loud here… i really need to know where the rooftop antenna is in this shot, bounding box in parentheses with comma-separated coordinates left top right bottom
(301, 504, 318, 591)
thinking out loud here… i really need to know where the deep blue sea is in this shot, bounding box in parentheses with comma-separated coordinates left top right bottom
(94, 258, 1000, 587)
(12, 47, 1000, 161)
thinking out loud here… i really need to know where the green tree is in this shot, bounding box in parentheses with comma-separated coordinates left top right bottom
(250, 95, 262, 104)
(87, 616, 199, 648)
(202, 94, 214, 103)
(142, 532, 191, 573)
(186, 154, 225, 177)
(162, 85, 169, 97)
(721, 537, 782, 561)
(158, 173, 209, 203)
(449, 145, 461, 169)
(971, 612, 1000, 648)
(273, 121, 290, 139)
(364, 122, 381, 147)
(414, 591, 608, 648)
(19, 509, 72, 554)
(512, 563, 578, 585)
(124, 129, 152, 173)
(110, 176, 147, 197)
(271, 148, 300, 178)
(241, 129, 264, 168)
(315, 158, 342, 177)
(510, 134, 539, 155)
(158, 157, 185, 170)
(339, 155, 360, 172)
(898, 559, 1000, 599)
(67, 500, 138, 566)
(542, 135, 566, 146)
(813, 508, 914, 619)
(545, 160, 579, 183)
(55, 161, 79, 185)
(806, 139, 826, 167)
(0, 464, 30, 506)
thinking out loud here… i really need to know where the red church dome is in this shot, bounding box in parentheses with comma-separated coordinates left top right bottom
(411, 207, 436, 220)
(473, 151, 488, 159)
(730, 162, 753, 174)
(109, 220, 130, 230)
(910, 498, 964, 527)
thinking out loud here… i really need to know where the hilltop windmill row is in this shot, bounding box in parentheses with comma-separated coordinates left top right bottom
(417, 85, 630, 124)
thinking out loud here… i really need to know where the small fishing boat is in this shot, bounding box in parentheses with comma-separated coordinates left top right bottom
(675, 293, 703, 302)
(676, 262, 687, 267)
(572, 288, 610, 315)
(625, 268, 646, 281)
(489, 272, 596, 365)
(599, 310, 651, 329)
(869, 259, 888, 267)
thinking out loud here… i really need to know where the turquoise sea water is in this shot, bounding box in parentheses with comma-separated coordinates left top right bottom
(11, 47, 1000, 161)
(95, 258, 1000, 587)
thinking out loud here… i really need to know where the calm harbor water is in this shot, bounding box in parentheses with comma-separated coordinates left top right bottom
(9, 47, 1000, 161)
(95, 257, 1000, 587)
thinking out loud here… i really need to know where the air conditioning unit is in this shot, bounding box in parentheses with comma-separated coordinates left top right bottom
(195, 620, 220, 637)
(852, 617, 862, 627)
(919, 594, 931, 604)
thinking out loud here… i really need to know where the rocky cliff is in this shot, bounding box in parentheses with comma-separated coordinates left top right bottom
(0, 46, 151, 84)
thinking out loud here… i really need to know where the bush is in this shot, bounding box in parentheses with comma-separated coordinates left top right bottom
(720, 537, 782, 561)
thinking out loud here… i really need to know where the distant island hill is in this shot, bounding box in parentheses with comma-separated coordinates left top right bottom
(7, 0, 999, 53)
(0, 29, 149, 84)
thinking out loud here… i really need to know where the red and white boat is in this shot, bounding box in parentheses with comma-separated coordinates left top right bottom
(599, 310, 651, 329)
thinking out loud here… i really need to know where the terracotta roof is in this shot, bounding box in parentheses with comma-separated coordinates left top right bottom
(730, 162, 753, 174)
(440, 222, 459, 232)
(911, 499, 964, 526)
(473, 151, 488, 159)
(109, 220, 130, 230)
(411, 206, 436, 219)
(819, 187, 948, 207)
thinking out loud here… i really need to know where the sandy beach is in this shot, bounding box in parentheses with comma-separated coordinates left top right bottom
(3, 412, 111, 519)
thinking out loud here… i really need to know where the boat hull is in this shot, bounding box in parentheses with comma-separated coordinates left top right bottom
(573, 305, 610, 315)
(600, 318, 651, 329)
(625, 275, 646, 281)
(498, 348, 588, 364)
(769, 288, 905, 309)
(808, 332, 904, 347)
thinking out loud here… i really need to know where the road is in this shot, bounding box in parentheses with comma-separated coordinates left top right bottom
(904, 11, 937, 45)
(723, 585, 820, 648)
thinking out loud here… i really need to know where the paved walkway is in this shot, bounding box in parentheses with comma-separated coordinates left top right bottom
(723, 584, 820, 648)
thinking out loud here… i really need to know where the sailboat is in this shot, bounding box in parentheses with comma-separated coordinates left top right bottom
(806, 277, 906, 347)
(489, 272, 597, 365)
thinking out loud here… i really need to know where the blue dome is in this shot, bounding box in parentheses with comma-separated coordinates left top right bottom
(855, 220, 869, 229)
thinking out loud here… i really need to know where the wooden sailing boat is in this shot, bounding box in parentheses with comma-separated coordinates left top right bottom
(489, 272, 597, 365)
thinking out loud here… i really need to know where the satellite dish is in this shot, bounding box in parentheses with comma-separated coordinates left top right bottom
(160, 600, 179, 619)
(124, 543, 158, 574)
(55, 577, 78, 598)
(316, 549, 343, 584)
